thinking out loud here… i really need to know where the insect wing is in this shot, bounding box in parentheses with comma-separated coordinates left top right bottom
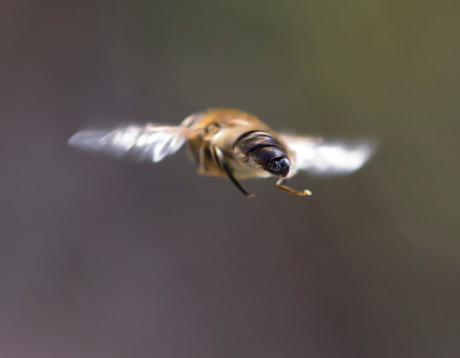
(68, 123, 190, 162)
(281, 134, 377, 175)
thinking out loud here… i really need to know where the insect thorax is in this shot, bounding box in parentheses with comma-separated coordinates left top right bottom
(184, 108, 279, 178)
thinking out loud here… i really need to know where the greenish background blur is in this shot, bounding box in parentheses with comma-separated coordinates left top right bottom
(1, 1, 459, 357)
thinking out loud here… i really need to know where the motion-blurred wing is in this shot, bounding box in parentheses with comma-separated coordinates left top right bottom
(68, 123, 190, 162)
(281, 134, 377, 175)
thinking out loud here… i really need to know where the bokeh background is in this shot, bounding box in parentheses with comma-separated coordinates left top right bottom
(1, 1, 459, 357)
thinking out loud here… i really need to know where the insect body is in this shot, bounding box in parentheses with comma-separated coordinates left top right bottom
(69, 108, 376, 197)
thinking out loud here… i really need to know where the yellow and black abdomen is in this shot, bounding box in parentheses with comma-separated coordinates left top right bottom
(183, 108, 294, 180)
(183, 108, 274, 178)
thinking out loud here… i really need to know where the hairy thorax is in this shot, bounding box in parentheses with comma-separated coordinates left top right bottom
(184, 109, 279, 179)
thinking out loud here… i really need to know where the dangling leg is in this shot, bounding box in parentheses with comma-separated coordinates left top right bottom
(199, 140, 207, 172)
(276, 179, 312, 196)
(213, 146, 255, 198)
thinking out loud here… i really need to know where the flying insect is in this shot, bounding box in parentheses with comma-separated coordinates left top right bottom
(68, 108, 376, 197)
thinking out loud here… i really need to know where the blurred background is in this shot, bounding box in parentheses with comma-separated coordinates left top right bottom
(1, 1, 459, 357)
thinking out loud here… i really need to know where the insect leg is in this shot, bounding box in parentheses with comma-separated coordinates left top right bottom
(276, 179, 312, 196)
(199, 141, 207, 171)
(213, 146, 255, 198)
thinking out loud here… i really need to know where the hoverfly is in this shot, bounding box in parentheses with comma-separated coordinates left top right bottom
(68, 108, 376, 197)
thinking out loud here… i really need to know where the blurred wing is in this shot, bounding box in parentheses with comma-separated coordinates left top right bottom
(280, 134, 378, 175)
(68, 123, 190, 162)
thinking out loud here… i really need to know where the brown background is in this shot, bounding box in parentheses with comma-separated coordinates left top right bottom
(1, 1, 459, 357)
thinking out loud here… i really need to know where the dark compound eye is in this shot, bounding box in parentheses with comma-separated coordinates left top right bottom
(268, 157, 290, 177)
